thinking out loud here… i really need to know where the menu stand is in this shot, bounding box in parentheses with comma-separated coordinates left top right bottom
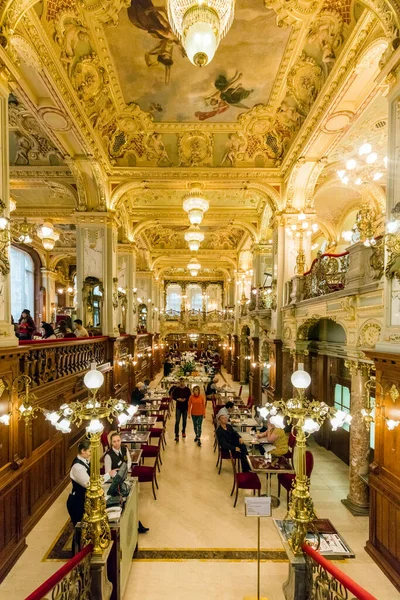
(243, 496, 271, 600)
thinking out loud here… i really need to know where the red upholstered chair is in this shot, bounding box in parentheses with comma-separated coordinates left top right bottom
(246, 395, 254, 411)
(141, 443, 162, 471)
(238, 386, 243, 397)
(150, 426, 166, 450)
(278, 450, 314, 506)
(284, 433, 297, 466)
(131, 464, 158, 500)
(230, 451, 261, 507)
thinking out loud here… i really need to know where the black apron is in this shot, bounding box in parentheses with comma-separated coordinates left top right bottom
(67, 457, 90, 526)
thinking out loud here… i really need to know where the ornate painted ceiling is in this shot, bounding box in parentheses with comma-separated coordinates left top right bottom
(0, 0, 397, 279)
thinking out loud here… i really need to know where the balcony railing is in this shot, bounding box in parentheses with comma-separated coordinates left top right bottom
(303, 251, 349, 300)
(18, 337, 108, 386)
(303, 543, 377, 600)
(249, 286, 276, 312)
(25, 544, 93, 600)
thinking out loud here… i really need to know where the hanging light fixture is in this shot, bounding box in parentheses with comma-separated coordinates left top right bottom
(187, 257, 201, 276)
(167, 0, 235, 67)
(183, 189, 209, 225)
(337, 142, 387, 187)
(14, 218, 34, 244)
(37, 221, 60, 251)
(184, 225, 204, 251)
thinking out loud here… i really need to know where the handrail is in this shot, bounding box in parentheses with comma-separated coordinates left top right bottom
(303, 251, 350, 277)
(24, 544, 93, 600)
(302, 543, 377, 600)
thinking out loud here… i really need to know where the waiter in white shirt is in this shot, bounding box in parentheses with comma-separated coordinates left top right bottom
(67, 439, 110, 526)
(104, 432, 132, 475)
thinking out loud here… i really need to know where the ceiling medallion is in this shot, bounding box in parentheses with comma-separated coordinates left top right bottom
(167, 0, 235, 67)
(184, 225, 204, 251)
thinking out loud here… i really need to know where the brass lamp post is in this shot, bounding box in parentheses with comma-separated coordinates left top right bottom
(258, 367, 351, 555)
(44, 362, 138, 554)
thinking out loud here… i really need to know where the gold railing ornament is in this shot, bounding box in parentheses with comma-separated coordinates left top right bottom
(258, 366, 351, 555)
(44, 361, 138, 555)
(303, 251, 349, 299)
(0, 375, 39, 427)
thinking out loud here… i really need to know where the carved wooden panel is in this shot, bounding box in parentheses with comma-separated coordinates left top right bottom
(365, 351, 400, 592)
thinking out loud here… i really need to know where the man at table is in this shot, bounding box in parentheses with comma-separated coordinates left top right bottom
(104, 432, 132, 476)
(256, 419, 289, 456)
(172, 378, 191, 442)
(131, 381, 146, 405)
(216, 400, 234, 420)
(205, 376, 219, 400)
(216, 414, 250, 472)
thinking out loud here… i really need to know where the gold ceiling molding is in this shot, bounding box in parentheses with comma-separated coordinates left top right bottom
(280, 11, 379, 177)
(266, 0, 324, 27)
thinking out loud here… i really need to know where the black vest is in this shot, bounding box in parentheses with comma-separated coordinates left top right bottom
(70, 456, 90, 498)
(105, 446, 128, 470)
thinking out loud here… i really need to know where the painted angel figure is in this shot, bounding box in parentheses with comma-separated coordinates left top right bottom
(195, 72, 254, 121)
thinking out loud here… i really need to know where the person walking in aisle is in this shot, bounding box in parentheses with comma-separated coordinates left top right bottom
(188, 385, 206, 446)
(172, 377, 191, 442)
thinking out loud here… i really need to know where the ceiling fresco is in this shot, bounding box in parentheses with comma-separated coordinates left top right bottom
(105, 0, 291, 123)
(143, 224, 246, 250)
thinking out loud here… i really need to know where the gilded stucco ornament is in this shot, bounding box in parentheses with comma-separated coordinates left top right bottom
(71, 54, 108, 102)
(358, 322, 381, 347)
(307, 9, 344, 74)
(287, 53, 324, 115)
(178, 131, 213, 167)
(54, 14, 90, 76)
(265, 0, 324, 27)
(80, 0, 131, 27)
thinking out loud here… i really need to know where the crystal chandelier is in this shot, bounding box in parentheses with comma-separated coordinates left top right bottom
(37, 221, 60, 251)
(187, 257, 201, 276)
(337, 142, 387, 186)
(167, 0, 235, 67)
(184, 225, 204, 251)
(183, 190, 209, 225)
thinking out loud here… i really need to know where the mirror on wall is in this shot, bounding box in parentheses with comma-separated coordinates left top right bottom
(82, 277, 103, 331)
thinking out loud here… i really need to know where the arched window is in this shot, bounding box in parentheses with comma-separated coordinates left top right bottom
(10, 246, 34, 321)
(166, 284, 181, 313)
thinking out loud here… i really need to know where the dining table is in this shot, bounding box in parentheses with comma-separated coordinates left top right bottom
(230, 417, 260, 431)
(247, 455, 295, 508)
(136, 402, 162, 413)
(127, 416, 157, 429)
(130, 449, 143, 465)
(120, 431, 150, 446)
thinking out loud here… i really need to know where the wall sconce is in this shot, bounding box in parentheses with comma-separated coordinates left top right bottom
(362, 376, 400, 431)
(0, 375, 39, 427)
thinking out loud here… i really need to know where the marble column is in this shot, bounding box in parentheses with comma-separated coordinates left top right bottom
(342, 364, 370, 515)
(40, 268, 58, 324)
(0, 73, 17, 346)
(117, 243, 137, 335)
(76, 212, 119, 337)
(250, 336, 261, 406)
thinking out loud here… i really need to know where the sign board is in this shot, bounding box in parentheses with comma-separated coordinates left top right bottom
(245, 496, 271, 517)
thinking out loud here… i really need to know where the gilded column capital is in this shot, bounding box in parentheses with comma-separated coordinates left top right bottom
(75, 211, 117, 228)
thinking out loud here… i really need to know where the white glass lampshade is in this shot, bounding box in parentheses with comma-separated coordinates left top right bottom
(258, 407, 269, 419)
(303, 418, 320, 434)
(45, 411, 61, 425)
(127, 405, 138, 417)
(346, 159, 357, 170)
(291, 369, 311, 389)
(0, 216, 9, 230)
(366, 152, 377, 164)
(86, 419, 104, 434)
(270, 414, 285, 429)
(386, 419, 399, 431)
(118, 412, 130, 426)
(56, 418, 71, 433)
(84, 362, 104, 390)
(0, 413, 10, 426)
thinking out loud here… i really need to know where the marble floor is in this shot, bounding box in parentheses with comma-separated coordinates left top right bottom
(1, 370, 399, 599)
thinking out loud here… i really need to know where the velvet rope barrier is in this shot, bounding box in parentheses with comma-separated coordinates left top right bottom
(302, 251, 350, 277)
(24, 544, 93, 600)
(302, 543, 378, 600)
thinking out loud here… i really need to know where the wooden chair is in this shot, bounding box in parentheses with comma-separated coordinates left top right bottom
(132, 464, 159, 500)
